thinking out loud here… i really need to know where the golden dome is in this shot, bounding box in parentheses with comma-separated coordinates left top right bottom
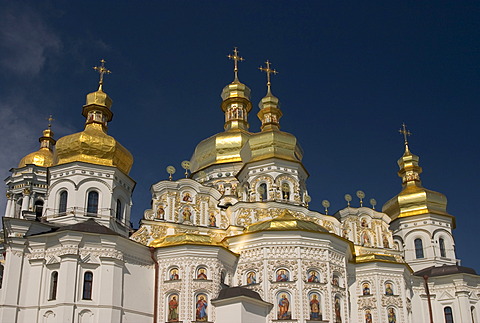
(55, 63, 133, 175)
(55, 123, 133, 174)
(190, 49, 253, 173)
(18, 127, 56, 168)
(382, 143, 452, 223)
(240, 130, 303, 164)
(246, 210, 327, 233)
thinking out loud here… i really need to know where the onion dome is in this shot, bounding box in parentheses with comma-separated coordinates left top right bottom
(246, 210, 327, 233)
(240, 61, 304, 164)
(18, 119, 56, 168)
(190, 48, 252, 173)
(55, 60, 134, 174)
(382, 125, 451, 222)
(148, 233, 227, 248)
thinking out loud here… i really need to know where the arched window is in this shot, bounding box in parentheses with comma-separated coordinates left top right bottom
(444, 306, 454, 323)
(414, 238, 424, 259)
(49, 271, 58, 300)
(115, 199, 123, 221)
(259, 183, 268, 201)
(83, 271, 93, 300)
(439, 238, 446, 258)
(34, 200, 44, 219)
(471, 306, 476, 323)
(87, 191, 99, 215)
(59, 191, 68, 214)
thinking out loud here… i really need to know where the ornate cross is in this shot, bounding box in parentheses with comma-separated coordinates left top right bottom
(93, 59, 111, 89)
(227, 47, 244, 80)
(47, 115, 54, 129)
(259, 60, 278, 93)
(399, 122, 412, 144)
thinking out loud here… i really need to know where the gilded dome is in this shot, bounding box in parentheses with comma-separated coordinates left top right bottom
(382, 144, 451, 223)
(54, 82, 133, 175)
(246, 210, 327, 233)
(18, 128, 56, 168)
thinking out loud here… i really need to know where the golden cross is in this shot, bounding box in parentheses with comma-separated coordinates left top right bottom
(46, 115, 54, 129)
(227, 47, 244, 81)
(399, 123, 412, 144)
(259, 60, 278, 93)
(93, 59, 111, 90)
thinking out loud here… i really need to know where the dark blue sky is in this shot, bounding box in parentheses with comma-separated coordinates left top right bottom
(0, 1, 479, 270)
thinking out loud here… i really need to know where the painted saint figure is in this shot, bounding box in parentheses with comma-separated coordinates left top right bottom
(276, 269, 289, 282)
(362, 283, 370, 295)
(196, 294, 208, 321)
(308, 270, 319, 283)
(209, 213, 216, 227)
(170, 269, 179, 281)
(277, 293, 291, 319)
(246, 271, 256, 285)
(334, 296, 342, 323)
(388, 308, 396, 323)
(365, 309, 372, 323)
(182, 207, 192, 223)
(385, 283, 394, 296)
(197, 268, 207, 280)
(156, 205, 165, 219)
(309, 293, 321, 320)
(383, 235, 390, 248)
(183, 192, 192, 202)
(332, 275, 339, 286)
(168, 294, 179, 322)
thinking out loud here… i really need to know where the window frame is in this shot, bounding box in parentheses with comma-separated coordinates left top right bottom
(82, 271, 93, 300)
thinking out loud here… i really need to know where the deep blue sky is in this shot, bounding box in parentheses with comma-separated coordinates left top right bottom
(0, 1, 479, 270)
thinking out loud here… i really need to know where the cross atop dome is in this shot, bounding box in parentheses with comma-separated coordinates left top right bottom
(93, 59, 112, 91)
(227, 47, 244, 81)
(399, 122, 412, 146)
(259, 60, 278, 94)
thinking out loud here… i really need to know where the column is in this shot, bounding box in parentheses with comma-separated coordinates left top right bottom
(4, 194, 12, 218)
(456, 291, 472, 323)
(97, 257, 124, 322)
(0, 245, 25, 322)
(21, 189, 31, 212)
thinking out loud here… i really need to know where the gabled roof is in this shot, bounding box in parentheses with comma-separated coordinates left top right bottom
(28, 218, 121, 237)
(414, 264, 477, 277)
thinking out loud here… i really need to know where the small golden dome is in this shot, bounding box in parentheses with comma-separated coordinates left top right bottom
(55, 62, 133, 174)
(55, 123, 133, 174)
(190, 129, 252, 173)
(240, 129, 304, 164)
(18, 127, 56, 168)
(382, 144, 452, 223)
(246, 210, 327, 233)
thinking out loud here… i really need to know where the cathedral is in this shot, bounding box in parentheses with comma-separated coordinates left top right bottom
(0, 51, 479, 323)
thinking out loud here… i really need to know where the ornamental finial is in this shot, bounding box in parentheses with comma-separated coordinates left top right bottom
(399, 122, 412, 147)
(259, 60, 278, 94)
(227, 47, 244, 82)
(47, 115, 54, 129)
(93, 59, 112, 91)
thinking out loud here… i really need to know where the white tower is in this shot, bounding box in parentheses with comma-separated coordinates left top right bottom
(383, 125, 457, 272)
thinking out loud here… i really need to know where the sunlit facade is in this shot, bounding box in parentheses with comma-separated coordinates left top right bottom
(1, 56, 479, 323)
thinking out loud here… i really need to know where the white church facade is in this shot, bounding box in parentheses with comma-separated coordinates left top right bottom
(0, 53, 479, 323)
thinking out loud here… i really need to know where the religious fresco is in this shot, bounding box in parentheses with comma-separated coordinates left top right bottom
(196, 267, 208, 280)
(276, 269, 289, 282)
(364, 309, 372, 323)
(155, 204, 165, 220)
(181, 207, 193, 223)
(334, 295, 342, 323)
(277, 292, 291, 320)
(309, 292, 322, 320)
(332, 274, 340, 286)
(167, 294, 179, 322)
(209, 212, 216, 227)
(195, 294, 208, 322)
(169, 268, 179, 281)
(385, 282, 394, 295)
(246, 271, 256, 285)
(362, 283, 370, 295)
(182, 192, 193, 202)
(387, 307, 397, 323)
(307, 270, 320, 283)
